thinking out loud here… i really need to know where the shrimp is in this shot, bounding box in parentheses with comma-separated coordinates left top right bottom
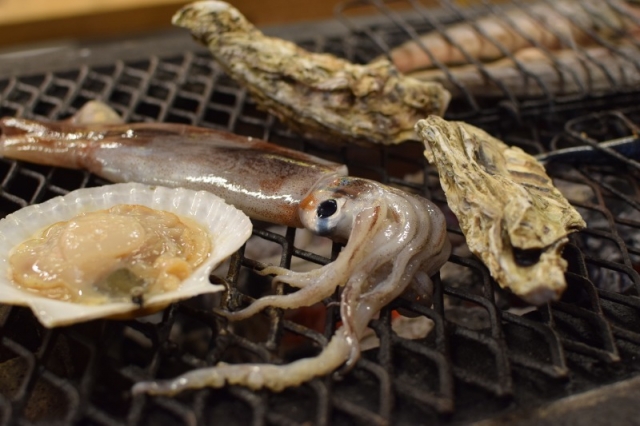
(410, 42, 640, 98)
(387, 0, 640, 73)
(0, 101, 451, 392)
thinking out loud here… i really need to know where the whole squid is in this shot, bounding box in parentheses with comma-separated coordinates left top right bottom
(0, 102, 451, 393)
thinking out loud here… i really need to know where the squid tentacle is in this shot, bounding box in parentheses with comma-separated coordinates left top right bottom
(221, 203, 386, 322)
(132, 330, 353, 394)
(218, 274, 338, 321)
(361, 195, 443, 302)
(339, 283, 366, 369)
(338, 188, 432, 369)
(254, 266, 321, 289)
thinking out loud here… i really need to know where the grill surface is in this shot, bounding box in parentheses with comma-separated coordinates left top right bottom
(1, 1, 640, 425)
(336, 0, 640, 121)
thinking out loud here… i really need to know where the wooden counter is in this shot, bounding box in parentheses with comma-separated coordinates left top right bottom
(0, 0, 352, 48)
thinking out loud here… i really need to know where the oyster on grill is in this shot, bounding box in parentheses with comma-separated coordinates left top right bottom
(0, 183, 252, 327)
(415, 116, 585, 304)
(172, 1, 450, 146)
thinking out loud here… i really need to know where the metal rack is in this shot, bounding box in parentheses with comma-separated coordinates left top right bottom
(0, 1, 639, 424)
(336, 0, 640, 121)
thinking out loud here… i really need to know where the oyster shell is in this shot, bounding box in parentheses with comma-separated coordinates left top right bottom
(0, 183, 252, 327)
(172, 1, 450, 146)
(415, 116, 586, 304)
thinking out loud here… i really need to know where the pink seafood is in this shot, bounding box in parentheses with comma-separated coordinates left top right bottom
(0, 101, 451, 392)
(387, 0, 640, 73)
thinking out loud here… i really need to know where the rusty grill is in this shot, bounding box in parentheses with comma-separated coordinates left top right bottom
(1, 1, 640, 425)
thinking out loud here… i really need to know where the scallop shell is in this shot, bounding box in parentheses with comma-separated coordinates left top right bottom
(0, 183, 253, 327)
(415, 116, 585, 304)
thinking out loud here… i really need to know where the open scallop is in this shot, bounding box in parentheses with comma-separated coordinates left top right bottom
(0, 183, 252, 327)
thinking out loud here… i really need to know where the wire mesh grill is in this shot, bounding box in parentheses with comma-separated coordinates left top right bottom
(1, 1, 640, 425)
(336, 0, 640, 121)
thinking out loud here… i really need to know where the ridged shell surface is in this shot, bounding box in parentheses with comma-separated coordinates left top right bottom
(0, 183, 252, 327)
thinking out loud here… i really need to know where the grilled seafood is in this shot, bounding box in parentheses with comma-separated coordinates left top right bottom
(0, 101, 451, 391)
(0, 104, 346, 228)
(10, 204, 212, 303)
(0, 183, 252, 327)
(172, 1, 450, 146)
(415, 116, 585, 305)
(410, 43, 640, 98)
(388, 0, 640, 74)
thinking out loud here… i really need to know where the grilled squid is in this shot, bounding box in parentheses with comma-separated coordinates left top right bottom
(0, 102, 450, 392)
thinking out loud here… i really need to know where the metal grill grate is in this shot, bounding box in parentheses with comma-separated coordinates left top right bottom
(0, 2, 640, 425)
(336, 0, 640, 121)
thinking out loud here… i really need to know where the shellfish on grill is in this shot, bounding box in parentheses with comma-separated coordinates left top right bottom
(172, 1, 451, 146)
(415, 116, 585, 304)
(0, 183, 252, 327)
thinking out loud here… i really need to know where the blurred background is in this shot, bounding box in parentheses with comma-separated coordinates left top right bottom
(0, 0, 493, 50)
(0, 0, 349, 49)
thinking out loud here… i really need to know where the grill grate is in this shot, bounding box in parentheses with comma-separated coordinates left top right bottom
(336, 0, 640, 121)
(1, 1, 640, 425)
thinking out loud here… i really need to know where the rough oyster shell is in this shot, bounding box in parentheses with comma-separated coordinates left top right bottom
(0, 183, 252, 327)
(415, 116, 586, 304)
(172, 1, 451, 146)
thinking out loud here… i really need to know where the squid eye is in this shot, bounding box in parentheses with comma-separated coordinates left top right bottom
(316, 199, 338, 218)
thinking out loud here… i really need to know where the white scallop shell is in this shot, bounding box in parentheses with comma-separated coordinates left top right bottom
(0, 183, 253, 327)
